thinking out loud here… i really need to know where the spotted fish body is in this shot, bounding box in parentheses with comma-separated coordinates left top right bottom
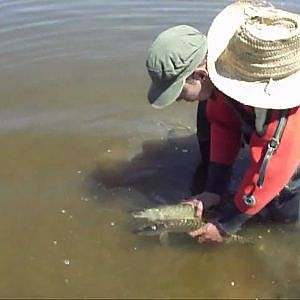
(132, 204, 196, 222)
(131, 204, 250, 244)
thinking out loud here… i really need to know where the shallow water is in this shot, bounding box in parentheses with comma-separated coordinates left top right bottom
(1, 0, 300, 298)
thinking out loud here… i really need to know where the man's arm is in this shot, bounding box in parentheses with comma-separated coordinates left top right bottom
(217, 107, 300, 234)
(204, 91, 242, 196)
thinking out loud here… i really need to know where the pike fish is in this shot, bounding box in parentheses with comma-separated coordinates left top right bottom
(131, 204, 250, 244)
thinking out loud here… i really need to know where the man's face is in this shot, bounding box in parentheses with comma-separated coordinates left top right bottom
(177, 63, 214, 102)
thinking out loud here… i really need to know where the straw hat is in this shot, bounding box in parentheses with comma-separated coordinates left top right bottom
(207, 0, 300, 109)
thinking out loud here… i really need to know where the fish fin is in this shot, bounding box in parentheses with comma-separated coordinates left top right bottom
(159, 232, 170, 246)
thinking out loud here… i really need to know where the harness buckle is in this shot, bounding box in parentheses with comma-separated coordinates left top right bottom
(268, 137, 279, 150)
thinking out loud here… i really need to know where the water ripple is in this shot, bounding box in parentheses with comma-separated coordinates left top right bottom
(0, 0, 298, 68)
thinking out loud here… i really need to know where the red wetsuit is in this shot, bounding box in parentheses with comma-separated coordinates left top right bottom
(205, 90, 300, 233)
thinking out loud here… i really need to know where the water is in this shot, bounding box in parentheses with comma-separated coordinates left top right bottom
(0, 0, 300, 298)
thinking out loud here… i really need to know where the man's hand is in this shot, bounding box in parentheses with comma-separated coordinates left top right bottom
(180, 193, 225, 243)
(189, 223, 225, 243)
(180, 198, 204, 218)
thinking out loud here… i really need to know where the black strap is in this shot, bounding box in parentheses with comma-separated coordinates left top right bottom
(254, 107, 269, 136)
(257, 109, 289, 188)
(225, 98, 270, 141)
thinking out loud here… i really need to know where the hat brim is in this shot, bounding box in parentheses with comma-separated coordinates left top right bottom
(148, 47, 207, 109)
(207, 2, 300, 109)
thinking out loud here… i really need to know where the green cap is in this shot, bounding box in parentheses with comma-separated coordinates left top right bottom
(146, 25, 207, 108)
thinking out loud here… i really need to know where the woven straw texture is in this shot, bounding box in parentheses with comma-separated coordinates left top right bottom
(217, 7, 300, 81)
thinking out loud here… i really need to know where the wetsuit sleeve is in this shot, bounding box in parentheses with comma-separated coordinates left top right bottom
(218, 107, 300, 234)
(205, 93, 242, 195)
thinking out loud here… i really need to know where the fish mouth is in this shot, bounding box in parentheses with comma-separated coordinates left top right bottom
(130, 211, 145, 218)
(132, 223, 166, 235)
(130, 208, 153, 219)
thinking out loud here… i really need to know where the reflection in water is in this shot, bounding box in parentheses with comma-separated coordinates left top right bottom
(87, 121, 300, 296)
(88, 133, 200, 207)
(87, 130, 300, 298)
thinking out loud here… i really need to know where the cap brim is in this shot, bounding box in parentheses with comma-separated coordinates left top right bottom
(148, 77, 185, 109)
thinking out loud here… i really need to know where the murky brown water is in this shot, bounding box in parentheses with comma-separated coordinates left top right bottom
(1, 0, 300, 298)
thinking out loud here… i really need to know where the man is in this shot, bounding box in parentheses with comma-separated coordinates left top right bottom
(146, 25, 213, 193)
(146, 2, 300, 242)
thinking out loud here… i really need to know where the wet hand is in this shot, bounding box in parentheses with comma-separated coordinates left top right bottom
(189, 222, 225, 243)
(180, 198, 203, 218)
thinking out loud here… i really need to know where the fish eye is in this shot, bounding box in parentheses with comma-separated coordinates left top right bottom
(151, 225, 157, 231)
